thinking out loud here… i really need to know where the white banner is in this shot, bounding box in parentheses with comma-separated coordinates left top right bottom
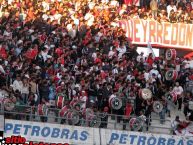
(100, 129, 193, 145)
(4, 119, 193, 145)
(4, 119, 99, 145)
(119, 19, 193, 49)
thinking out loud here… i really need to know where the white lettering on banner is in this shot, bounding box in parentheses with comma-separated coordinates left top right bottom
(4, 119, 99, 145)
(4, 119, 193, 145)
(100, 129, 193, 145)
(120, 19, 193, 49)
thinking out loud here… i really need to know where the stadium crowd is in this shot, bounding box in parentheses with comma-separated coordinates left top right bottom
(0, 0, 193, 131)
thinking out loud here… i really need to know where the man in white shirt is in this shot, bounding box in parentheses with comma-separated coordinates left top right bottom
(71, 14, 79, 26)
(117, 43, 126, 59)
(101, 0, 109, 4)
(68, 25, 77, 39)
(42, 13, 49, 21)
(173, 82, 183, 110)
(149, 65, 159, 78)
(108, 46, 116, 59)
(144, 69, 150, 82)
(149, 65, 162, 85)
(80, 91, 87, 109)
(8, 0, 14, 5)
(12, 76, 23, 93)
(110, 0, 119, 7)
(88, 0, 96, 9)
(173, 82, 183, 96)
(84, 11, 94, 26)
(42, 1, 50, 12)
(54, 11, 62, 23)
(126, 71, 135, 82)
(66, 23, 73, 32)
(41, 48, 52, 62)
(167, 1, 177, 17)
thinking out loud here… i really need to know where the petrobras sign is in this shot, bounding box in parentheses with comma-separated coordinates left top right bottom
(100, 129, 193, 145)
(4, 119, 99, 145)
(4, 119, 193, 145)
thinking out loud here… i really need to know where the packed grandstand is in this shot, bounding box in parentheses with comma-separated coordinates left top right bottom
(0, 0, 193, 141)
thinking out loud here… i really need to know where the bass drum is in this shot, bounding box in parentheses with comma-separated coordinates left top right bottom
(66, 110, 80, 125)
(141, 88, 152, 100)
(108, 96, 122, 110)
(88, 115, 101, 128)
(59, 106, 69, 117)
(129, 117, 143, 131)
(165, 69, 178, 81)
(3, 98, 15, 111)
(153, 101, 163, 113)
(165, 49, 176, 60)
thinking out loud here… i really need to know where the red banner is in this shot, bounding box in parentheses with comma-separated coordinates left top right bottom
(119, 19, 193, 49)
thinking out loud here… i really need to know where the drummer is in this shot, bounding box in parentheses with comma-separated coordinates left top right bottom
(159, 96, 167, 125)
(123, 101, 133, 130)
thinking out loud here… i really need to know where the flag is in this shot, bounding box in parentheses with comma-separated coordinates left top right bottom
(147, 41, 155, 59)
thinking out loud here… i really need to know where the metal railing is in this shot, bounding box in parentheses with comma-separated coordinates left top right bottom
(0, 103, 174, 135)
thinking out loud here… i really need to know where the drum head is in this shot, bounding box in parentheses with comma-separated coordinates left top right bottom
(4, 98, 15, 111)
(141, 89, 152, 100)
(153, 101, 163, 113)
(165, 70, 178, 81)
(166, 49, 176, 60)
(89, 116, 101, 127)
(129, 117, 143, 131)
(110, 97, 122, 110)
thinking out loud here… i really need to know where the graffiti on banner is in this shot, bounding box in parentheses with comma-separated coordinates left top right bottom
(0, 135, 70, 145)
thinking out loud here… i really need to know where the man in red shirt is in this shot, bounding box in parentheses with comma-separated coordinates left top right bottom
(123, 101, 133, 130)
